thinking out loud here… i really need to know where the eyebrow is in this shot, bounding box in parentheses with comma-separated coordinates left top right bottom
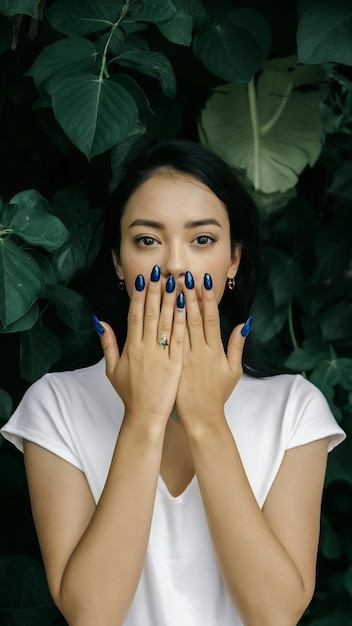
(128, 218, 222, 229)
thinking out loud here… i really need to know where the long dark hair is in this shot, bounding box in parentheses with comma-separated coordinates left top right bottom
(94, 139, 279, 377)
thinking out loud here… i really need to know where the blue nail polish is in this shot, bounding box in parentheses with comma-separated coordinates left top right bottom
(241, 316, 253, 338)
(91, 314, 104, 336)
(177, 292, 185, 309)
(166, 275, 175, 293)
(185, 271, 194, 289)
(135, 274, 145, 291)
(151, 265, 160, 282)
(204, 273, 212, 290)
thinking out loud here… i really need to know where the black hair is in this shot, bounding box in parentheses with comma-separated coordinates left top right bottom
(95, 139, 281, 377)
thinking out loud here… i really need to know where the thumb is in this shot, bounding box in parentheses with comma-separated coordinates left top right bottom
(227, 316, 253, 370)
(92, 315, 120, 374)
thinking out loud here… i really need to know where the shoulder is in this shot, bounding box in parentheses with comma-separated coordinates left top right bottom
(227, 373, 345, 452)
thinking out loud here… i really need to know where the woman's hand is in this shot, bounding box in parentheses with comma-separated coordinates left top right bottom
(175, 272, 250, 425)
(97, 267, 186, 426)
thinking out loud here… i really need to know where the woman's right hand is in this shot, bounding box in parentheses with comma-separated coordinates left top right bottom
(98, 269, 186, 426)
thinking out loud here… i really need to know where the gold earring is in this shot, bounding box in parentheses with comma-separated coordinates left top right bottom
(227, 277, 235, 290)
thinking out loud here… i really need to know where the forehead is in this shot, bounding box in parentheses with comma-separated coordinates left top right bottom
(121, 171, 229, 224)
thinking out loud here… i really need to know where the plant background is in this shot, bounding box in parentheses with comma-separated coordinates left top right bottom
(0, 1, 351, 624)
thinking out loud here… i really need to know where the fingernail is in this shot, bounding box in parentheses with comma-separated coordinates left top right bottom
(241, 316, 253, 338)
(204, 273, 212, 290)
(185, 271, 194, 289)
(151, 265, 160, 282)
(135, 274, 145, 291)
(177, 292, 185, 308)
(166, 275, 175, 293)
(91, 314, 104, 336)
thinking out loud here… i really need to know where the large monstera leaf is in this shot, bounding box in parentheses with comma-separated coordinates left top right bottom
(200, 60, 325, 193)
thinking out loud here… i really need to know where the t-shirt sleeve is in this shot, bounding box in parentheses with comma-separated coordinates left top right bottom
(0, 374, 84, 471)
(286, 375, 346, 452)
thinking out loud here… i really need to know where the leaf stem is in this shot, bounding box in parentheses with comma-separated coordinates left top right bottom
(260, 79, 293, 136)
(247, 78, 260, 189)
(99, 0, 131, 81)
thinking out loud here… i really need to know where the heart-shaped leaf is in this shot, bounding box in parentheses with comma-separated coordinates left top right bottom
(297, 0, 352, 64)
(46, 74, 138, 159)
(0, 241, 43, 328)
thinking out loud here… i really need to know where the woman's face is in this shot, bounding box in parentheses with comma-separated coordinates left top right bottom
(114, 171, 241, 303)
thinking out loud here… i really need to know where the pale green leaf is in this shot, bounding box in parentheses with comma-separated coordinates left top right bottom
(26, 37, 97, 88)
(20, 324, 62, 382)
(46, 0, 114, 36)
(46, 74, 138, 159)
(297, 0, 352, 64)
(0, 240, 43, 328)
(0, 0, 39, 18)
(200, 68, 323, 193)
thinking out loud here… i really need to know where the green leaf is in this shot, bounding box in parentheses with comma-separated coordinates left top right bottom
(128, 0, 177, 23)
(115, 49, 176, 97)
(0, 388, 13, 423)
(193, 8, 271, 83)
(26, 37, 97, 88)
(0, 240, 43, 328)
(0, 15, 13, 54)
(320, 303, 352, 342)
(250, 293, 287, 343)
(46, 0, 115, 36)
(40, 284, 86, 330)
(314, 225, 352, 279)
(10, 188, 52, 213)
(285, 338, 332, 371)
(267, 249, 304, 306)
(157, 9, 193, 46)
(0, 0, 40, 18)
(46, 74, 138, 160)
(330, 161, 352, 198)
(337, 358, 352, 391)
(200, 67, 323, 193)
(20, 324, 62, 382)
(0, 555, 58, 622)
(297, 0, 352, 65)
(11, 208, 69, 252)
(320, 515, 342, 559)
(173, 0, 206, 25)
(110, 121, 146, 193)
(0, 303, 39, 333)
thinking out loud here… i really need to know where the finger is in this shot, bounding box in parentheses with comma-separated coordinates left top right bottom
(227, 317, 253, 372)
(126, 274, 147, 346)
(156, 274, 177, 350)
(140, 266, 165, 347)
(183, 271, 205, 348)
(169, 291, 186, 360)
(201, 273, 222, 348)
(93, 318, 121, 379)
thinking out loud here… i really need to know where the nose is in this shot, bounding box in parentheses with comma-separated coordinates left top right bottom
(162, 241, 187, 280)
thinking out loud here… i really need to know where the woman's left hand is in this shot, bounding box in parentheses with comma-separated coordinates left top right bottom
(175, 272, 249, 425)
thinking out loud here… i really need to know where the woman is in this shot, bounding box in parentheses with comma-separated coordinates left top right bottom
(1, 140, 345, 626)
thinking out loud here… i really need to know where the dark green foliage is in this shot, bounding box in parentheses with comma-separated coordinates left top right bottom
(0, 0, 351, 623)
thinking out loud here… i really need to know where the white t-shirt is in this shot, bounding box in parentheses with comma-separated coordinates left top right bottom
(1, 360, 346, 626)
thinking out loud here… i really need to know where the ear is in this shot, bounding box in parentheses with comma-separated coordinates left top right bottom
(111, 249, 124, 280)
(227, 244, 242, 280)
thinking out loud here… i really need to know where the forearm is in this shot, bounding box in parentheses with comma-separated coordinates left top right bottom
(184, 417, 311, 626)
(59, 418, 165, 626)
